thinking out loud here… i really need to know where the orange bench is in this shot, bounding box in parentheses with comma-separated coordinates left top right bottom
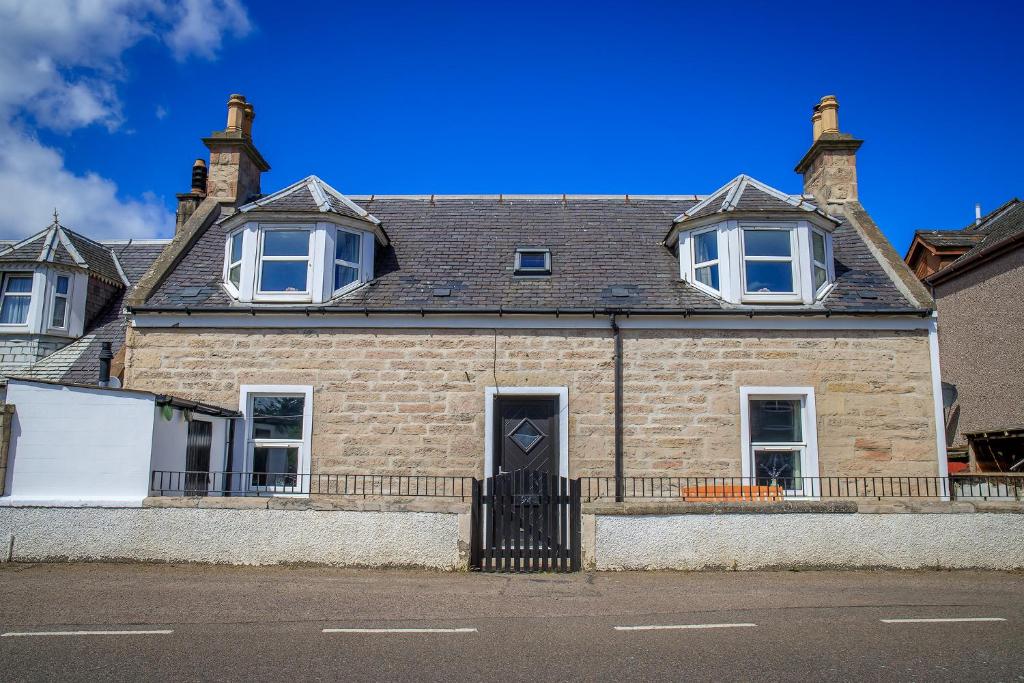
(679, 484, 785, 502)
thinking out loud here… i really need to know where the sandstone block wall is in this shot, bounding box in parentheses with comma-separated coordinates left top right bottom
(124, 326, 938, 479)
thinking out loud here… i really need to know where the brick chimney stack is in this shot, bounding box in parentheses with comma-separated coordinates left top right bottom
(201, 93, 270, 205)
(795, 95, 863, 211)
(175, 158, 208, 232)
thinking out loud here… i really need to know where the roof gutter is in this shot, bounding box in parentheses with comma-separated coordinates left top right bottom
(127, 305, 933, 318)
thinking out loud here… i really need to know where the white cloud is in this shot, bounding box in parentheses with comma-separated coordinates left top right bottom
(0, 0, 252, 240)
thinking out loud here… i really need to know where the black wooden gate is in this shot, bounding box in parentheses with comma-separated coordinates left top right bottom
(471, 470, 581, 572)
(184, 419, 213, 496)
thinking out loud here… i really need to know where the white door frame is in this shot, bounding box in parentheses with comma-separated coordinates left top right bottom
(484, 386, 569, 479)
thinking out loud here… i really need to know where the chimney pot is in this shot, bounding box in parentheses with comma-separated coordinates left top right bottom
(975, 203, 982, 225)
(819, 95, 839, 133)
(242, 102, 255, 138)
(98, 341, 113, 387)
(811, 104, 823, 142)
(190, 158, 208, 194)
(226, 93, 247, 132)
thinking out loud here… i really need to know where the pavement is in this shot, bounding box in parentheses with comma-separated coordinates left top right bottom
(0, 563, 1022, 682)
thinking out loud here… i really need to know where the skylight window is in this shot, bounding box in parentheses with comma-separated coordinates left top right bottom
(514, 248, 551, 276)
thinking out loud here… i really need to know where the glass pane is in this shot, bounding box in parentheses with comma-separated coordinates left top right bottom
(252, 396, 305, 439)
(812, 231, 826, 263)
(509, 418, 544, 452)
(0, 294, 30, 324)
(518, 252, 547, 269)
(5, 275, 32, 294)
(335, 231, 360, 264)
(229, 263, 241, 289)
(262, 230, 309, 257)
(260, 260, 307, 292)
(754, 449, 801, 487)
(750, 399, 802, 442)
(55, 275, 69, 295)
(51, 296, 67, 327)
(744, 229, 791, 257)
(814, 265, 827, 290)
(695, 264, 719, 290)
(251, 446, 299, 487)
(335, 264, 358, 290)
(693, 231, 718, 264)
(230, 232, 244, 262)
(745, 261, 794, 293)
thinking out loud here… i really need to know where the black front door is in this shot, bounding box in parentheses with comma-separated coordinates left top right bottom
(493, 396, 559, 477)
(184, 419, 212, 496)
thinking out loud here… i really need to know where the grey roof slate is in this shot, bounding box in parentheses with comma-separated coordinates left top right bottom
(144, 195, 913, 312)
(914, 230, 985, 249)
(0, 222, 126, 284)
(955, 200, 1024, 263)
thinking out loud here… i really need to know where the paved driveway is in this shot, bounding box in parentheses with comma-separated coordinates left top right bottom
(1, 564, 1022, 681)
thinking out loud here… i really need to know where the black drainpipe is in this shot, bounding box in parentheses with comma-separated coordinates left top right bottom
(225, 418, 236, 496)
(97, 341, 113, 387)
(609, 314, 624, 502)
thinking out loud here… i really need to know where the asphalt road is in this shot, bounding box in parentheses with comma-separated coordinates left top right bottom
(0, 564, 1022, 682)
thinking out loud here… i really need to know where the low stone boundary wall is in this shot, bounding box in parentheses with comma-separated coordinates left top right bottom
(0, 501, 466, 569)
(589, 502, 1024, 570)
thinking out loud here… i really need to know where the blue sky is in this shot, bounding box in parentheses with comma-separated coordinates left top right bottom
(3, 1, 1022, 253)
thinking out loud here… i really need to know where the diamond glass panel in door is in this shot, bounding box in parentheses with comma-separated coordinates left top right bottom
(260, 230, 310, 293)
(334, 230, 360, 291)
(0, 274, 32, 325)
(509, 418, 544, 453)
(743, 229, 795, 293)
(692, 230, 719, 290)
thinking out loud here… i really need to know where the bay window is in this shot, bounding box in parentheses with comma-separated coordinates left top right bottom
(691, 229, 720, 292)
(257, 229, 312, 296)
(811, 228, 830, 295)
(334, 229, 361, 292)
(740, 387, 819, 498)
(50, 275, 70, 329)
(0, 273, 33, 325)
(741, 227, 797, 298)
(227, 232, 243, 291)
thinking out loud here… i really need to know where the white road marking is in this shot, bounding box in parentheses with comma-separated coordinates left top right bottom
(2, 630, 174, 637)
(880, 618, 1007, 624)
(615, 623, 757, 631)
(322, 628, 478, 634)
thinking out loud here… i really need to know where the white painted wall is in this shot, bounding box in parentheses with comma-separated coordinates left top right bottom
(149, 410, 229, 495)
(3, 380, 156, 505)
(595, 513, 1024, 570)
(0, 507, 461, 569)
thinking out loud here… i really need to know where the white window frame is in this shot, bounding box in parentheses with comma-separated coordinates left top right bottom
(0, 272, 35, 328)
(514, 248, 551, 275)
(333, 227, 363, 294)
(689, 227, 721, 295)
(49, 273, 71, 330)
(810, 227, 834, 299)
(224, 229, 245, 296)
(739, 224, 801, 303)
(739, 386, 819, 499)
(254, 226, 314, 301)
(239, 384, 313, 496)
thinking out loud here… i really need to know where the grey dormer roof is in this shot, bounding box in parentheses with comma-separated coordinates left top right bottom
(673, 175, 835, 225)
(237, 175, 381, 225)
(0, 220, 127, 285)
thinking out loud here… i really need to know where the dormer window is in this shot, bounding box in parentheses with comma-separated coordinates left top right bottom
(256, 228, 312, 296)
(50, 275, 70, 328)
(334, 229, 361, 293)
(0, 274, 33, 325)
(515, 248, 551, 276)
(227, 232, 243, 290)
(741, 226, 798, 299)
(811, 229, 829, 294)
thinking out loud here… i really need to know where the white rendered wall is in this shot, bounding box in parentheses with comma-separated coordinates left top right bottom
(3, 381, 157, 504)
(149, 411, 229, 495)
(595, 513, 1024, 570)
(0, 507, 461, 569)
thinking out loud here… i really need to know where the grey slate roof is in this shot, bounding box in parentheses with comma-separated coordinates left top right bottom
(144, 193, 913, 312)
(914, 230, 985, 249)
(0, 222, 126, 284)
(955, 200, 1024, 263)
(20, 240, 168, 384)
(239, 176, 379, 224)
(674, 175, 829, 225)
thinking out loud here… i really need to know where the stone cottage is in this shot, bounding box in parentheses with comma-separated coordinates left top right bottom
(122, 93, 945, 494)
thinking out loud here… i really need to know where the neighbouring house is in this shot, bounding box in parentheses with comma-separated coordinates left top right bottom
(906, 199, 1024, 473)
(0, 221, 168, 388)
(101, 92, 945, 499)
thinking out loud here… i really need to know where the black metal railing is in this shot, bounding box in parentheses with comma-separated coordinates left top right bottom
(150, 471, 475, 499)
(580, 475, 1024, 500)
